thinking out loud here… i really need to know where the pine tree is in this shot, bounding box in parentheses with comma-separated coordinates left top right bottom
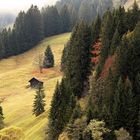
(60, 5, 71, 33)
(110, 28, 120, 55)
(25, 5, 44, 47)
(48, 79, 75, 140)
(69, 6, 78, 29)
(100, 10, 114, 64)
(33, 86, 46, 117)
(78, 0, 93, 23)
(112, 77, 125, 129)
(86, 97, 94, 124)
(115, 6, 126, 36)
(13, 11, 27, 53)
(91, 15, 101, 43)
(101, 105, 112, 126)
(0, 104, 4, 129)
(117, 36, 129, 78)
(126, 0, 140, 31)
(124, 78, 137, 136)
(43, 45, 54, 68)
(71, 103, 82, 121)
(134, 73, 140, 139)
(42, 6, 62, 37)
(137, 106, 140, 139)
(64, 21, 92, 97)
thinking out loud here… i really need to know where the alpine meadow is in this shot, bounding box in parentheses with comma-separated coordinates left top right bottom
(0, 0, 140, 140)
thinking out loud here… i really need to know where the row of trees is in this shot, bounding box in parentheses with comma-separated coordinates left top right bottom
(0, 5, 71, 60)
(56, 0, 113, 23)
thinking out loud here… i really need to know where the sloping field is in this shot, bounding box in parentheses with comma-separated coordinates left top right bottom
(0, 33, 71, 140)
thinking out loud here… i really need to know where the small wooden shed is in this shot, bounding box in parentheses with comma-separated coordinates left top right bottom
(29, 77, 43, 88)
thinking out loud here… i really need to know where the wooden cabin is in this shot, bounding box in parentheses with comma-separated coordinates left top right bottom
(29, 77, 43, 88)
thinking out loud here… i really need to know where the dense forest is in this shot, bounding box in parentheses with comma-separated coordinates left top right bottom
(0, 0, 127, 60)
(0, 4, 71, 59)
(46, 1, 140, 140)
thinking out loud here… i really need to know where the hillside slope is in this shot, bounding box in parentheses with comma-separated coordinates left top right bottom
(0, 33, 71, 140)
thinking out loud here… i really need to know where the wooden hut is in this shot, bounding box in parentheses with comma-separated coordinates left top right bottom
(29, 77, 43, 88)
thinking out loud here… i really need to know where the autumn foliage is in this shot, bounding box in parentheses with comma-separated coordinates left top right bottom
(91, 41, 101, 65)
(100, 55, 116, 78)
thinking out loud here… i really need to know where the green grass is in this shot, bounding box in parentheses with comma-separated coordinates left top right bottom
(0, 33, 71, 140)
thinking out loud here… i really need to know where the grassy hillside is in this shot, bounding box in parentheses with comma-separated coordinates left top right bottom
(0, 33, 71, 140)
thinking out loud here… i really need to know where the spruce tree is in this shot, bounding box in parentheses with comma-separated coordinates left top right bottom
(112, 77, 124, 129)
(48, 79, 75, 140)
(115, 6, 126, 36)
(60, 5, 70, 33)
(48, 82, 61, 140)
(43, 45, 54, 68)
(100, 10, 114, 64)
(134, 73, 140, 139)
(64, 21, 92, 97)
(78, 0, 93, 23)
(25, 5, 44, 47)
(71, 103, 82, 121)
(110, 28, 120, 55)
(42, 6, 62, 37)
(86, 97, 94, 124)
(137, 106, 140, 139)
(124, 78, 137, 136)
(127, 0, 140, 31)
(33, 86, 46, 117)
(0, 104, 4, 129)
(91, 15, 101, 43)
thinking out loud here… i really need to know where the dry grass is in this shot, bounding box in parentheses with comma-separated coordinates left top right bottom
(0, 33, 71, 140)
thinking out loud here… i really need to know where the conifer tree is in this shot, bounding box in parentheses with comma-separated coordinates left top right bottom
(33, 86, 46, 117)
(25, 5, 44, 47)
(43, 45, 54, 68)
(47, 82, 61, 140)
(86, 97, 94, 124)
(110, 28, 120, 55)
(64, 21, 92, 97)
(100, 10, 114, 64)
(115, 6, 126, 36)
(112, 77, 125, 129)
(78, 0, 93, 23)
(0, 104, 4, 129)
(101, 105, 112, 126)
(60, 5, 70, 33)
(127, 0, 140, 31)
(124, 78, 137, 136)
(48, 79, 75, 140)
(42, 6, 62, 37)
(134, 73, 140, 139)
(137, 106, 140, 139)
(91, 15, 101, 43)
(71, 103, 82, 121)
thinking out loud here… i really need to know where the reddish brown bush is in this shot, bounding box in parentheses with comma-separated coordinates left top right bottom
(100, 55, 116, 78)
(91, 41, 102, 65)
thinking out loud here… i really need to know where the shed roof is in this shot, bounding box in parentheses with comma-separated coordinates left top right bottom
(29, 77, 43, 83)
